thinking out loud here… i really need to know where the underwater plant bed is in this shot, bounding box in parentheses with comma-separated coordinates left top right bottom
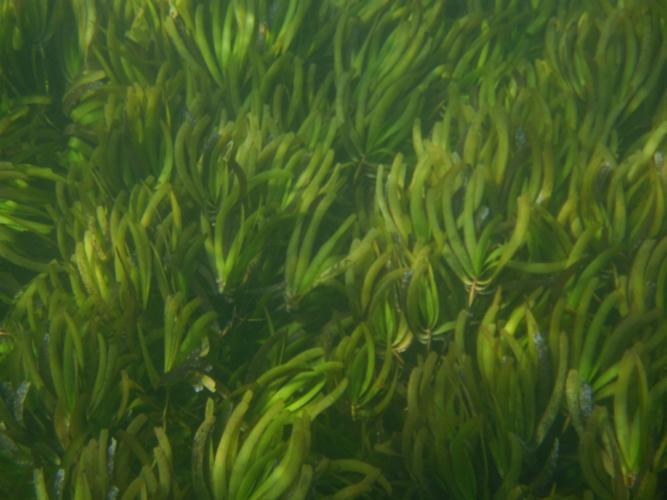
(1, 0, 667, 498)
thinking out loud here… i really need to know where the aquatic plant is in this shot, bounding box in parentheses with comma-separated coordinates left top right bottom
(1, 0, 667, 499)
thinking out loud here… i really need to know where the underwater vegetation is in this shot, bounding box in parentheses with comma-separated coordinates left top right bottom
(1, 0, 667, 498)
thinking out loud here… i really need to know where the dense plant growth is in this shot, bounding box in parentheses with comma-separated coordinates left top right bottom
(1, 0, 667, 498)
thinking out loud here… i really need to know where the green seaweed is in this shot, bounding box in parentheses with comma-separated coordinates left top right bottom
(1, 0, 667, 499)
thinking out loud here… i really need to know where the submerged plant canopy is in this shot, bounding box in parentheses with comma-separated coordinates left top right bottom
(1, 0, 667, 498)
